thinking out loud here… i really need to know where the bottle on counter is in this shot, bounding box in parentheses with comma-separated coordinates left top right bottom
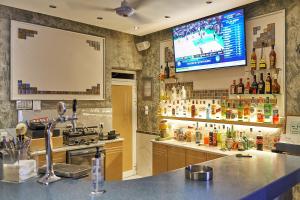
(272, 74, 281, 94)
(256, 131, 264, 151)
(250, 97, 257, 122)
(264, 97, 272, 123)
(209, 124, 214, 146)
(91, 147, 105, 196)
(250, 48, 257, 71)
(231, 102, 238, 121)
(237, 78, 244, 94)
(195, 122, 201, 144)
(258, 73, 265, 94)
(265, 73, 272, 94)
(244, 78, 251, 94)
(251, 75, 258, 94)
(230, 80, 237, 94)
(226, 102, 232, 120)
(203, 123, 209, 146)
(269, 44, 277, 69)
(221, 97, 227, 120)
(213, 126, 218, 147)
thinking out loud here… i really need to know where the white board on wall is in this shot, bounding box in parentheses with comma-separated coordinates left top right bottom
(11, 20, 105, 100)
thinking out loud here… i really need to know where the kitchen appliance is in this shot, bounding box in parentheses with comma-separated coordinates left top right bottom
(63, 126, 99, 146)
(185, 165, 213, 181)
(67, 147, 105, 173)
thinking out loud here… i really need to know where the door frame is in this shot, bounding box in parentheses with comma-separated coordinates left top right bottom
(112, 69, 137, 178)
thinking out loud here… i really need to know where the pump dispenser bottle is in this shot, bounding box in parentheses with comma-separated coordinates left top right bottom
(90, 147, 105, 196)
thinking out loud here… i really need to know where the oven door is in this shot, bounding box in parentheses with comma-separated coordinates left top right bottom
(67, 147, 104, 167)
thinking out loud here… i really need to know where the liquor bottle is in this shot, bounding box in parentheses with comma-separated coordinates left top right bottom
(226, 102, 232, 120)
(259, 42, 267, 69)
(237, 101, 244, 122)
(244, 78, 251, 94)
(269, 44, 276, 69)
(258, 73, 265, 94)
(250, 48, 257, 71)
(237, 78, 244, 94)
(250, 97, 257, 122)
(265, 73, 272, 94)
(231, 102, 238, 121)
(172, 101, 176, 116)
(272, 105, 279, 124)
(187, 100, 191, 117)
(195, 100, 199, 117)
(164, 62, 170, 79)
(200, 101, 206, 118)
(213, 126, 218, 146)
(175, 100, 180, 116)
(243, 101, 250, 122)
(256, 98, 265, 123)
(160, 65, 164, 80)
(217, 125, 222, 148)
(272, 74, 281, 94)
(203, 123, 209, 145)
(206, 103, 211, 119)
(264, 97, 272, 123)
(221, 97, 227, 120)
(256, 131, 263, 151)
(195, 122, 201, 144)
(251, 75, 258, 94)
(211, 100, 216, 119)
(209, 124, 214, 146)
(181, 86, 186, 100)
(215, 100, 221, 119)
(191, 100, 196, 118)
(181, 101, 186, 117)
(230, 80, 237, 94)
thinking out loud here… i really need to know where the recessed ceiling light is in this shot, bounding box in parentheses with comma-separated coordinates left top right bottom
(97, 17, 103, 20)
(49, 5, 57, 9)
(134, 26, 139, 30)
(206, 1, 213, 4)
(164, 16, 171, 19)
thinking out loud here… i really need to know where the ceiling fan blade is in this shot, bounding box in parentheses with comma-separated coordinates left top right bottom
(67, 2, 115, 12)
(130, 13, 151, 24)
(130, 0, 152, 10)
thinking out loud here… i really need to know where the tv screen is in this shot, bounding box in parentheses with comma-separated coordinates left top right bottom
(173, 9, 246, 73)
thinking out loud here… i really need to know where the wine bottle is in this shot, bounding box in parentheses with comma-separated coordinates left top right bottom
(269, 44, 276, 69)
(237, 78, 244, 94)
(265, 73, 272, 94)
(250, 48, 257, 71)
(259, 42, 267, 69)
(258, 73, 265, 94)
(251, 75, 258, 94)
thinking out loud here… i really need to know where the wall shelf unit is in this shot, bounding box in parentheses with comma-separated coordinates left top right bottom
(158, 116, 284, 128)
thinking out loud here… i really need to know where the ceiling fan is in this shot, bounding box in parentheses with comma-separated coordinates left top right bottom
(68, 0, 152, 23)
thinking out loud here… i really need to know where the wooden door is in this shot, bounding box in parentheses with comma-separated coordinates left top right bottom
(167, 146, 186, 171)
(152, 143, 168, 175)
(104, 141, 123, 181)
(112, 85, 132, 172)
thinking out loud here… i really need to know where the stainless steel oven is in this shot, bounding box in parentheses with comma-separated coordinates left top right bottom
(66, 147, 105, 172)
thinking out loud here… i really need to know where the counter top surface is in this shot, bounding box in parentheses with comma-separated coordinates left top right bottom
(1, 150, 300, 200)
(152, 139, 239, 156)
(30, 138, 124, 156)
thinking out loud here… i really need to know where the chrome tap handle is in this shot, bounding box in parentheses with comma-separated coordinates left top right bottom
(57, 102, 66, 117)
(72, 99, 77, 113)
(71, 99, 77, 132)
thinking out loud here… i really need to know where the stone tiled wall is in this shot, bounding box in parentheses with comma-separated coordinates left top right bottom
(136, 0, 300, 134)
(0, 5, 143, 128)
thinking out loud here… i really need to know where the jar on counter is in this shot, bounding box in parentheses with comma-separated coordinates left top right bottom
(159, 120, 168, 138)
(185, 126, 195, 142)
(256, 131, 263, 151)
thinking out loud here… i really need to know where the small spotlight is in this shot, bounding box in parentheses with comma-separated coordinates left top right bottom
(164, 16, 171, 19)
(97, 17, 103, 20)
(206, 1, 213, 4)
(49, 5, 57, 9)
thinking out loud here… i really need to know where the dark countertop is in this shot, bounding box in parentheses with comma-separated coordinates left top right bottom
(1, 150, 300, 200)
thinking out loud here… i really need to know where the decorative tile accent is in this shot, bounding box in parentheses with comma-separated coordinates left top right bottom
(86, 40, 101, 51)
(18, 28, 37, 39)
(253, 23, 275, 48)
(17, 80, 100, 95)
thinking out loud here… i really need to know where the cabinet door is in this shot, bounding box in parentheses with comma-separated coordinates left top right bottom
(105, 141, 123, 181)
(167, 146, 186, 171)
(206, 153, 224, 161)
(185, 150, 206, 166)
(37, 151, 66, 167)
(152, 143, 168, 175)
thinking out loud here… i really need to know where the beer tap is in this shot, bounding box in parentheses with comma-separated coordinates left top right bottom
(38, 99, 78, 185)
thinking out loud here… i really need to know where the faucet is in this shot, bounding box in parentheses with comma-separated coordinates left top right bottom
(38, 99, 78, 185)
(71, 99, 77, 133)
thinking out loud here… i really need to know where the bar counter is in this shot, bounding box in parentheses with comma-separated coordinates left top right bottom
(1, 150, 300, 200)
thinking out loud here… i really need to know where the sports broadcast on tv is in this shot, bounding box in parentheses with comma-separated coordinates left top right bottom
(173, 9, 246, 73)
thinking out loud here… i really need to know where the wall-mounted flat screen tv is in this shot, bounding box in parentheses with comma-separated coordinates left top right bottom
(173, 8, 246, 73)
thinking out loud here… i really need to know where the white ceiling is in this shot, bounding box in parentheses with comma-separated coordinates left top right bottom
(0, 0, 257, 36)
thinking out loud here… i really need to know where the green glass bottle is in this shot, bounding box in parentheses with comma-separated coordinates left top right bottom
(264, 97, 272, 123)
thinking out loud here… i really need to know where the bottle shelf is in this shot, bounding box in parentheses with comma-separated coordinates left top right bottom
(158, 115, 284, 128)
(229, 93, 281, 98)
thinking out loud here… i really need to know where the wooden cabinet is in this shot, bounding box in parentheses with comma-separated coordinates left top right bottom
(167, 146, 186, 171)
(152, 142, 226, 175)
(185, 150, 206, 166)
(206, 153, 224, 161)
(104, 141, 123, 181)
(152, 143, 168, 175)
(36, 151, 66, 167)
